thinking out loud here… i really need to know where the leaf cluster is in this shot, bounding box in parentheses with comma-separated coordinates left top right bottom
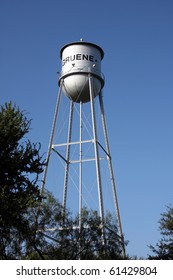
(0, 102, 45, 259)
(22, 193, 126, 260)
(148, 205, 173, 259)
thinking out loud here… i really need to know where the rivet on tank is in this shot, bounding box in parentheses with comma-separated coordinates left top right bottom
(59, 39, 105, 103)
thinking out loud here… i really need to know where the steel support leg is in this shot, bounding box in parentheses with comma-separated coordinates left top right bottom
(62, 100, 74, 215)
(99, 92, 126, 257)
(79, 101, 83, 231)
(89, 75, 105, 228)
(40, 80, 63, 195)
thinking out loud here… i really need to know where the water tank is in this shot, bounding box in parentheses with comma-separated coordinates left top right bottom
(59, 40, 104, 103)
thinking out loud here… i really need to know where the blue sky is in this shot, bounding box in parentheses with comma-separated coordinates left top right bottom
(1, 0, 173, 258)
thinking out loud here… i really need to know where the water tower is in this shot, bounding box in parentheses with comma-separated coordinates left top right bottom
(41, 40, 125, 256)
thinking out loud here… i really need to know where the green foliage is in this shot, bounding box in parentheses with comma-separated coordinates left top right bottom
(148, 205, 173, 259)
(22, 191, 64, 260)
(0, 102, 45, 259)
(23, 192, 126, 260)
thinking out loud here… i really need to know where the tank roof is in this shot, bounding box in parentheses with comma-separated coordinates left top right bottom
(60, 41, 104, 60)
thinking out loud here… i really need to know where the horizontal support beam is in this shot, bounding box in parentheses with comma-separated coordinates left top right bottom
(52, 139, 93, 148)
(70, 157, 106, 163)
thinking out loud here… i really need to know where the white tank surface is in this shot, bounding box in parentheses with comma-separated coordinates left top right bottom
(59, 40, 104, 103)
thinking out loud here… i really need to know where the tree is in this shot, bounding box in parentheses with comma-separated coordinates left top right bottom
(22, 190, 66, 260)
(148, 205, 173, 259)
(68, 209, 126, 260)
(23, 191, 126, 260)
(0, 102, 45, 259)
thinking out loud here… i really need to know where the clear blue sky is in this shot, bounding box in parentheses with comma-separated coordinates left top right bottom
(1, 0, 173, 258)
